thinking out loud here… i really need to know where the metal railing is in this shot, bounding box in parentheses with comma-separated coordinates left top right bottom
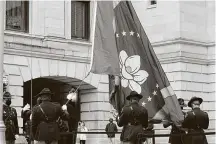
(16, 131, 215, 144)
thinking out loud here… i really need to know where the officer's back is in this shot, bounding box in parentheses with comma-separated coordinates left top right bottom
(33, 101, 62, 123)
(183, 108, 209, 130)
(32, 88, 65, 144)
(118, 102, 148, 128)
(182, 96, 209, 144)
(117, 91, 148, 144)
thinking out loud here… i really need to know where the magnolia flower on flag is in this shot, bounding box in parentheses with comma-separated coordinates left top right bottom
(119, 50, 149, 94)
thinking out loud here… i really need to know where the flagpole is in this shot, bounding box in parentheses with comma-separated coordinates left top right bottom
(0, 1, 6, 143)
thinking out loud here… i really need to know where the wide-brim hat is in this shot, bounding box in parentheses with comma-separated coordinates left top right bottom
(3, 92, 11, 99)
(109, 118, 113, 122)
(188, 97, 203, 107)
(178, 98, 187, 107)
(126, 91, 143, 100)
(34, 88, 53, 98)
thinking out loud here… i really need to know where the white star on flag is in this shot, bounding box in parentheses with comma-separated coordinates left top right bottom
(130, 31, 134, 36)
(137, 33, 140, 38)
(147, 96, 152, 101)
(116, 33, 119, 37)
(156, 84, 159, 89)
(122, 31, 126, 36)
(142, 102, 146, 107)
(153, 91, 157, 96)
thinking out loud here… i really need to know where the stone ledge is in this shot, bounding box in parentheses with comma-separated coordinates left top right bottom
(44, 36, 92, 46)
(4, 30, 92, 47)
(165, 70, 215, 74)
(152, 37, 215, 47)
(4, 37, 215, 65)
(158, 51, 215, 65)
(4, 46, 91, 64)
(5, 31, 215, 49)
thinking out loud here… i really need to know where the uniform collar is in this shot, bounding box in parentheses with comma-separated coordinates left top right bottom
(41, 101, 51, 103)
(193, 107, 200, 110)
(130, 101, 139, 105)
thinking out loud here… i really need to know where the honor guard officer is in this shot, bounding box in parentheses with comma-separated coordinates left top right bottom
(163, 98, 187, 144)
(116, 91, 148, 144)
(32, 88, 69, 144)
(3, 92, 19, 144)
(182, 96, 209, 144)
(21, 97, 42, 144)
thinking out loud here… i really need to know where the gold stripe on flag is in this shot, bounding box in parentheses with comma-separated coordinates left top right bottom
(160, 86, 175, 99)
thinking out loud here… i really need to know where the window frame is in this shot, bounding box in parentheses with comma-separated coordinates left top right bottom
(150, 0, 157, 5)
(71, 1, 90, 40)
(5, 1, 29, 33)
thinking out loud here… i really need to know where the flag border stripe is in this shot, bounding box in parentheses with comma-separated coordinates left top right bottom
(160, 86, 175, 99)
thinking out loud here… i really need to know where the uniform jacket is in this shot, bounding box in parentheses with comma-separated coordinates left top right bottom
(31, 101, 67, 141)
(163, 111, 186, 144)
(182, 108, 209, 144)
(105, 122, 118, 138)
(21, 109, 33, 142)
(3, 104, 19, 141)
(117, 102, 148, 143)
(21, 104, 40, 140)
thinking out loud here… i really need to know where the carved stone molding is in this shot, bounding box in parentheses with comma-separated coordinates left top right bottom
(3, 31, 215, 65)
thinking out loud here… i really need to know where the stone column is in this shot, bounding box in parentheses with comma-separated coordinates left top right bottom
(0, 1, 6, 143)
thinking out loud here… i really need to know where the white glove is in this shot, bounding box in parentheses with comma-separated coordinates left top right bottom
(30, 114, 32, 120)
(67, 93, 77, 102)
(34, 140, 38, 143)
(15, 134, 19, 139)
(62, 105, 67, 111)
(23, 103, 30, 111)
(67, 93, 73, 100)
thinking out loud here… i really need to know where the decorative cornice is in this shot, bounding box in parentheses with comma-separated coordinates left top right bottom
(44, 36, 92, 47)
(4, 43, 91, 64)
(4, 42, 215, 65)
(3, 32, 215, 65)
(157, 51, 215, 65)
(152, 38, 215, 47)
(4, 30, 44, 39)
(4, 31, 92, 47)
(5, 31, 215, 47)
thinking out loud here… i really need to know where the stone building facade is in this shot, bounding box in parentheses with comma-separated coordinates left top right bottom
(133, 1, 215, 144)
(2, 1, 215, 144)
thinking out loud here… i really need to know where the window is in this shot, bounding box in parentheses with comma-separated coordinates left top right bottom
(150, 0, 157, 5)
(6, 1, 29, 32)
(147, 0, 157, 9)
(71, 1, 90, 40)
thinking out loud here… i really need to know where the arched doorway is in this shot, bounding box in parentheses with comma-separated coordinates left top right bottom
(23, 77, 81, 144)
